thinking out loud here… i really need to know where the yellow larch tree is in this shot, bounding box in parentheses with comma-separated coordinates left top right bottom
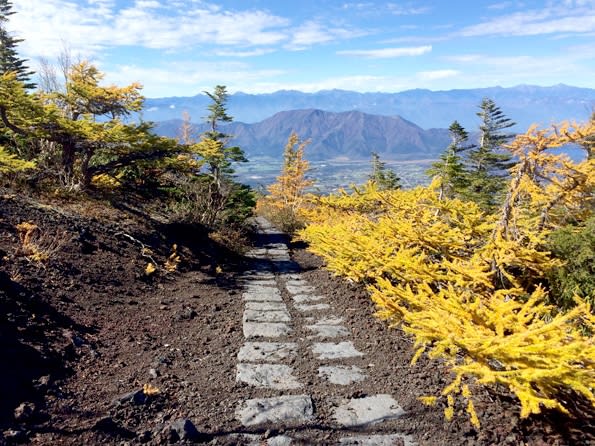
(257, 131, 313, 232)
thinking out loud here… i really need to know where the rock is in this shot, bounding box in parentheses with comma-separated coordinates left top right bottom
(176, 306, 198, 321)
(138, 430, 152, 443)
(149, 368, 159, 379)
(14, 402, 36, 422)
(3, 428, 27, 443)
(168, 419, 210, 442)
(113, 389, 147, 406)
(92, 417, 135, 439)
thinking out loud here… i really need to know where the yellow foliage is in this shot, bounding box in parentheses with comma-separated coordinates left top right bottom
(165, 244, 181, 272)
(142, 383, 160, 395)
(299, 121, 595, 427)
(418, 396, 437, 406)
(145, 262, 157, 275)
(91, 173, 121, 189)
(16, 221, 64, 263)
(0, 146, 36, 173)
(258, 132, 313, 232)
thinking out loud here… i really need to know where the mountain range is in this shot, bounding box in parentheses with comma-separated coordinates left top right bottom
(154, 109, 450, 161)
(144, 84, 595, 131)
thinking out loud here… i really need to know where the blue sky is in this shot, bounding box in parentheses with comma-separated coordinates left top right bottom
(9, 0, 595, 97)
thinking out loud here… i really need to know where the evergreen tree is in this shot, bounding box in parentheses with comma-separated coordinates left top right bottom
(0, 0, 35, 89)
(465, 98, 516, 210)
(191, 85, 249, 227)
(369, 152, 401, 190)
(197, 85, 246, 186)
(427, 120, 470, 199)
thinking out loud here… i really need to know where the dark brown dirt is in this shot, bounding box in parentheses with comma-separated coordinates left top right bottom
(0, 191, 593, 445)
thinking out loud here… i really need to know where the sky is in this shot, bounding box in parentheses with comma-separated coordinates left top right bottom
(7, 0, 595, 97)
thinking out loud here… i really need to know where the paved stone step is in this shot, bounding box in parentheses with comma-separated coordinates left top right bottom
(318, 365, 367, 385)
(237, 342, 298, 363)
(339, 434, 416, 445)
(332, 394, 405, 427)
(311, 341, 364, 360)
(236, 395, 314, 427)
(286, 284, 316, 295)
(236, 363, 302, 389)
(291, 294, 327, 303)
(305, 323, 350, 338)
(243, 291, 284, 302)
(295, 302, 332, 312)
(243, 322, 292, 339)
(243, 308, 291, 323)
(245, 301, 288, 312)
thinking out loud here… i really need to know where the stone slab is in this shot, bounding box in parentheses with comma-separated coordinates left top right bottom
(332, 394, 405, 427)
(243, 322, 292, 339)
(306, 324, 349, 339)
(243, 280, 277, 287)
(245, 301, 288, 311)
(236, 363, 302, 390)
(244, 283, 280, 291)
(311, 341, 364, 359)
(295, 303, 331, 312)
(222, 434, 293, 446)
(236, 395, 314, 427)
(286, 285, 316, 295)
(339, 434, 416, 446)
(318, 365, 366, 385)
(243, 291, 283, 302)
(292, 294, 327, 303)
(285, 279, 310, 287)
(243, 309, 291, 323)
(314, 316, 344, 325)
(238, 342, 298, 362)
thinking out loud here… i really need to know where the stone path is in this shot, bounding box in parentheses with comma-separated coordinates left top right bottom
(228, 218, 416, 445)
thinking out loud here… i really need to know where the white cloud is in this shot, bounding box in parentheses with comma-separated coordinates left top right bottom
(460, 5, 595, 37)
(286, 21, 357, 50)
(337, 45, 432, 58)
(418, 69, 459, 80)
(11, 0, 291, 58)
(487, 1, 515, 10)
(214, 48, 276, 58)
(387, 4, 430, 15)
(104, 61, 287, 97)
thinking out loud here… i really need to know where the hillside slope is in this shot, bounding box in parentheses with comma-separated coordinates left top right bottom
(154, 109, 450, 160)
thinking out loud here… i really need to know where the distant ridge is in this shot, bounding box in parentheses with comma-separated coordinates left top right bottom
(154, 109, 450, 160)
(144, 84, 595, 130)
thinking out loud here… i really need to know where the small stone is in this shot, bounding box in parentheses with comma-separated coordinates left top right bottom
(2, 429, 27, 443)
(14, 402, 36, 422)
(149, 368, 159, 379)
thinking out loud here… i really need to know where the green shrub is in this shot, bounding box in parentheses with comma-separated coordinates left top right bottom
(546, 217, 595, 309)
